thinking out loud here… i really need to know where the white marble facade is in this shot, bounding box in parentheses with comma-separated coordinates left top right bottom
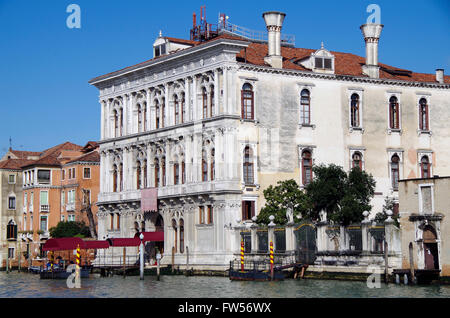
(90, 24, 450, 269)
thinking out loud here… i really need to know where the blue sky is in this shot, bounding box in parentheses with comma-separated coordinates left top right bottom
(0, 0, 449, 153)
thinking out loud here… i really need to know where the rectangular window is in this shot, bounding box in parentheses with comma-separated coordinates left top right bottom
(199, 206, 205, 224)
(40, 216, 48, 232)
(8, 175, 15, 184)
(40, 191, 49, 212)
(116, 213, 120, 229)
(241, 201, 255, 221)
(8, 196, 16, 210)
(61, 191, 65, 206)
(174, 163, 179, 185)
(420, 186, 433, 214)
(207, 205, 213, 224)
(68, 214, 75, 222)
(62, 169, 65, 180)
(83, 167, 91, 179)
(24, 193, 28, 209)
(61, 215, 65, 222)
(37, 169, 50, 184)
(30, 216, 33, 231)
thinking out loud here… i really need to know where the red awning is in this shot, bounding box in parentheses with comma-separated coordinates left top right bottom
(42, 237, 86, 251)
(84, 240, 110, 249)
(134, 231, 164, 242)
(107, 238, 141, 247)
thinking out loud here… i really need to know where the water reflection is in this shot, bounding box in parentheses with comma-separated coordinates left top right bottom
(0, 272, 449, 298)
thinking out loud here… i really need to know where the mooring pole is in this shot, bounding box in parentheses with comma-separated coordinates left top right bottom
(171, 246, 175, 273)
(123, 247, 126, 279)
(75, 244, 81, 288)
(139, 233, 144, 280)
(409, 242, 415, 284)
(6, 251, 9, 274)
(185, 246, 189, 276)
(384, 240, 389, 284)
(156, 249, 161, 281)
(240, 239, 244, 272)
(270, 241, 274, 280)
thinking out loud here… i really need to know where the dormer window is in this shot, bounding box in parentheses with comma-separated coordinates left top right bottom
(315, 57, 332, 70)
(155, 44, 166, 57)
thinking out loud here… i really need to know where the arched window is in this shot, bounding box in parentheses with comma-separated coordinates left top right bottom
(113, 164, 118, 192)
(181, 160, 186, 184)
(241, 83, 254, 120)
(136, 161, 141, 189)
(142, 103, 147, 131)
(352, 152, 363, 170)
(8, 195, 16, 210)
(243, 146, 254, 185)
(172, 219, 178, 253)
(210, 85, 215, 117)
(350, 93, 360, 127)
(155, 100, 160, 129)
(174, 95, 180, 125)
(202, 150, 208, 182)
(210, 148, 215, 181)
(161, 157, 166, 186)
(174, 162, 180, 185)
(421, 156, 430, 178)
(300, 89, 311, 125)
(137, 104, 143, 133)
(119, 108, 124, 136)
(202, 87, 208, 119)
(114, 110, 119, 137)
(119, 163, 123, 191)
(181, 93, 186, 124)
(302, 150, 312, 185)
(154, 158, 160, 187)
(391, 154, 400, 190)
(389, 96, 400, 129)
(143, 160, 147, 188)
(7, 220, 17, 240)
(419, 98, 429, 131)
(161, 98, 166, 128)
(179, 219, 184, 254)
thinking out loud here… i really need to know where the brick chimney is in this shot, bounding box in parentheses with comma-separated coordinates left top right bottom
(263, 11, 286, 69)
(360, 23, 383, 78)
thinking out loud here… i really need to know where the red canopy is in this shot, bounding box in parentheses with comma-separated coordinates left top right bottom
(108, 238, 141, 247)
(43, 238, 111, 251)
(84, 240, 110, 249)
(134, 231, 164, 242)
(42, 237, 86, 251)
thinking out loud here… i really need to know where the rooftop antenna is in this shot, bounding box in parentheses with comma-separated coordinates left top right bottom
(9, 136, 12, 150)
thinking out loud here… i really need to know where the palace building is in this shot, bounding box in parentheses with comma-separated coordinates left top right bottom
(89, 10, 450, 269)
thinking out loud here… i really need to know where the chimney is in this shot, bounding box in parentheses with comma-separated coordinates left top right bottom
(262, 11, 286, 69)
(360, 23, 384, 78)
(436, 69, 444, 84)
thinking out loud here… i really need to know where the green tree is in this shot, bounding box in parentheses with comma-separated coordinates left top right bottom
(49, 221, 91, 238)
(374, 196, 400, 227)
(256, 179, 312, 225)
(305, 164, 376, 225)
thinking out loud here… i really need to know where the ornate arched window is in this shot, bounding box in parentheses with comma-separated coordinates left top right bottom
(419, 98, 429, 131)
(202, 87, 208, 119)
(350, 93, 360, 127)
(352, 152, 363, 170)
(174, 95, 180, 125)
(302, 150, 312, 185)
(113, 109, 119, 137)
(181, 160, 186, 184)
(243, 146, 254, 185)
(154, 158, 160, 187)
(202, 150, 208, 182)
(210, 85, 215, 117)
(181, 93, 186, 124)
(179, 219, 184, 254)
(143, 160, 147, 188)
(300, 89, 311, 125)
(389, 96, 400, 129)
(172, 219, 178, 253)
(391, 154, 400, 190)
(136, 161, 141, 189)
(161, 157, 166, 186)
(210, 148, 215, 181)
(421, 155, 430, 178)
(119, 163, 123, 191)
(241, 83, 254, 120)
(174, 162, 180, 185)
(137, 104, 143, 133)
(113, 164, 118, 192)
(155, 100, 160, 129)
(161, 98, 166, 128)
(7, 220, 17, 240)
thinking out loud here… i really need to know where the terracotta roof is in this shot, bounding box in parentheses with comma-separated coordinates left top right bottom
(66, 151, 100, 164)
(20, 142, 83, 168)
(91, 33, 449, 85)
(0, 159, 35, 170)
(8, 150, 41, 159)
(164, 37, 199, 46)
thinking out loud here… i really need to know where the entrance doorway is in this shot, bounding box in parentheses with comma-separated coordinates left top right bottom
(423, 225, 439, 270)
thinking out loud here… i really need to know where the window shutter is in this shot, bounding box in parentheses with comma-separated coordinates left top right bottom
(251, 202, 255, 218)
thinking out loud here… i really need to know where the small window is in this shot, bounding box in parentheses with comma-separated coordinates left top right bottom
(391, 155, 400, 190)
(207, 205, 213, 224)
(419, 98, 429, 131)
(302, 150, 313, 186)
(199, 206, 205, 224)
(7, 222, 17, 241)
(352, 152, 363, 170)
(243, 146, 254, 185)
(8, 196, 16, 210)
(83, 167, 91, 179)
(8, 175, 15, 184)
(241, 201, 255, 221)
(37, 169, 50, 184)
(421, 156, 430, 178)
(300, 89, 311, 125)
(315, 57, 332, 69)
(241, 83, 254, 120)
(389, 96, 400, 130)
(68, 214, 75, 222)
(350, 94, 360, 128)
(62, 170, 65, 180)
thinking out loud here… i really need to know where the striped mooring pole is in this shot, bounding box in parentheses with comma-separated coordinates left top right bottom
(240, 239, 244, 272)
(270, 241, 274, 280)
(49, 251, 54, 272)
(75, 244, 81, 288)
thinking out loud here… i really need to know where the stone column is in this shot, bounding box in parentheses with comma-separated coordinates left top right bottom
(100, 100, 105, 140)
(146, 89, 151, 132)
(185, 78, 191, 122)
(214, 69, 219, 116)
(130, 93, 136, 134)
(361, 211, 370, 254)
(106, 99, 112, 138)
(164, 84, 169, 127)
(222, 67, 228, 115)
(285, 221, 295, 252)
(250, 217, 258, 254)
(384, 210, 395, 255)
(122, 94, 128, 136)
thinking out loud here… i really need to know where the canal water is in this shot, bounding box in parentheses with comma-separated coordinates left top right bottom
(0, 271, 449, 298)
